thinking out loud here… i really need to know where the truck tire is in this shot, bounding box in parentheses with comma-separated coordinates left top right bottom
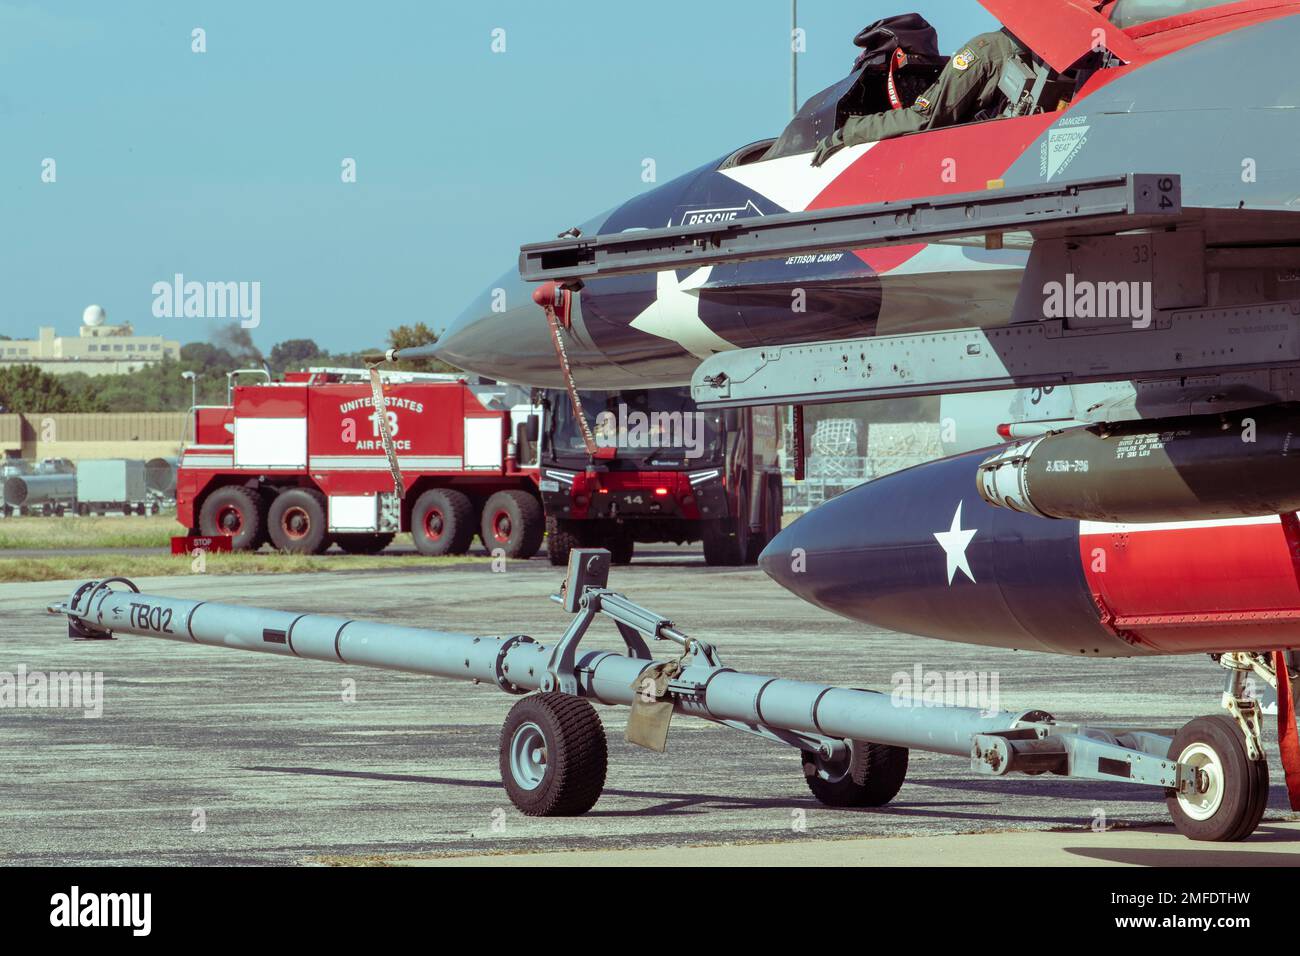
(746, 472, 783, 563)
(412, 488, 475, 556)
(702, 520, 742, 566)
(703, 481, 750, 566)
(333, 532, 395, 555)
(481, 490, 545, 559)
(267, 487, 330, 554)
(546, 516, 584, 567)
(608, 532, 634, 566)
(198, 485, 265, 551)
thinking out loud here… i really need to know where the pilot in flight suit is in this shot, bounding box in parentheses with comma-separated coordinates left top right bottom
(811, 30, 1028, 166)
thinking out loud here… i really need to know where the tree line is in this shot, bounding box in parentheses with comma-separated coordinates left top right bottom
(0, 323, 456, 414)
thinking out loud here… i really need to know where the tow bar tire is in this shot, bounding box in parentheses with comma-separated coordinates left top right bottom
(546, 516, 583, 567)
(198, 485, 265, 552)
(1165, 714, 1268, 842)
(267, 487, 330, 554)
(802, 739, 909, 808)
(333, 532, 395, 555)
(480, 490, 544, 559)
(498, 693, 607, 816)
(412, 488, 474, 556)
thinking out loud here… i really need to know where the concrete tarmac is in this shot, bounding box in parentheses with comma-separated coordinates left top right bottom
(2, 545, 1298, 866)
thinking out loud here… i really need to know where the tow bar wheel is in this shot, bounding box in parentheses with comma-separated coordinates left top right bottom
(801, 739, 909, 808)
(1165, 715, 1268, 842)
(498, 693, 607, 816)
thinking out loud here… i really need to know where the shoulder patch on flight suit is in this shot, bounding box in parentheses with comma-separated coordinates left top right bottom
(952, 48, 978, 71)
(913, 95, 933, 114)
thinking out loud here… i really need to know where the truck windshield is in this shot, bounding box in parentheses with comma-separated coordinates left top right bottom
(546, 388, 724, 467)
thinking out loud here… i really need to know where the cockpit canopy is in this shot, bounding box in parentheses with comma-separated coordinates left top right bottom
(1110, 0, 1249, 28)
(766, 13, 948, 160)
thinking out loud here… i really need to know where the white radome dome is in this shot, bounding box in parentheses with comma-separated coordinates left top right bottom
(82, 304, 107, 327)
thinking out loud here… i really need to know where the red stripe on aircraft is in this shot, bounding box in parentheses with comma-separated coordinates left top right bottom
(1079, 518, 1300, 654)
(807, 113, 1056, 274)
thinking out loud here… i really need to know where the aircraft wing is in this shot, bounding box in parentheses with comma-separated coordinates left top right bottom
(978, 0, 1146, 71)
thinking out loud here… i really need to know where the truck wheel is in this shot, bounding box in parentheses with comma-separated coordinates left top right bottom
(608, 532, 634, 565)
(333, 532, 395, 555)
(267, 487, 330, 554)
(702, 518, 745, 566)
(802, 740, 909, 808)
(1165, 715, 1268, 842)
(546, 516, 583, 567)
(703, 480, 750, 566)
(746, 473, 783, 563)
(198, 486, 265, 551)
(480, 490, 544, 559)
(412, 488, 474, 555)
(499, 693, 607, 816)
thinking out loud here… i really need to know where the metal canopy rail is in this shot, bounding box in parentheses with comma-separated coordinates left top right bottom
(518, 174, 1182, 284)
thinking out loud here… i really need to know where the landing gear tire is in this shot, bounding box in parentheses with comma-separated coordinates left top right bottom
(1165, 714, 1268, 842)
(498, 693, 607, 816)
(546, 516, 584, 566)
(411, 488, 475, 556)
(333, 532, 395, 555)
(802, 739, 909, 808)
(198, 485, 265, 551)
(480, 490, 544, 559)
(267, 487, 330, 554)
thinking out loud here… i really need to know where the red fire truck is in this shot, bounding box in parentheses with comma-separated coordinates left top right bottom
(177, 369, 545, 558)
(537, 387, 784, 567)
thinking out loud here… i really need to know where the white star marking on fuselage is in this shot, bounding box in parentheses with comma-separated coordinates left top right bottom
(630, 265, 734, 359)
(934, 501, 977, 585)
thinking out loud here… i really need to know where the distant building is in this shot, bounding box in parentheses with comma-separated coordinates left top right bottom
(0, 319, 181, 377)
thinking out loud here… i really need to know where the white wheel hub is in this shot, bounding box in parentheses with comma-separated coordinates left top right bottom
(1177, 741, 1226, 821)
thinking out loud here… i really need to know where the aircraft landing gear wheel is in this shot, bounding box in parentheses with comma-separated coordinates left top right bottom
(802, 739, 909, 808)
(498, 693, 607, 816)
(1166, 715, 1268, 842)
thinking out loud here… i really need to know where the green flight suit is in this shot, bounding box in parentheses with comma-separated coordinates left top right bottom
(812, 30, 1025, 165)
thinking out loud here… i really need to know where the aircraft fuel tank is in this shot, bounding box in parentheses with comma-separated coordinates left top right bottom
(760, 446, 1300, 657)
(975, 406, 1300, 523)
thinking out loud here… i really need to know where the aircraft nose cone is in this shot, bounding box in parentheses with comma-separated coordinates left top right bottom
(758, 499, 863, 610)
(436, 270, 563, 387)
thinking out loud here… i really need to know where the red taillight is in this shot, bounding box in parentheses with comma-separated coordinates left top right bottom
(654, 487, 669, 496)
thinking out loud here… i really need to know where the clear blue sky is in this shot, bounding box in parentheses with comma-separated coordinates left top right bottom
(1, 0, 995, 353)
